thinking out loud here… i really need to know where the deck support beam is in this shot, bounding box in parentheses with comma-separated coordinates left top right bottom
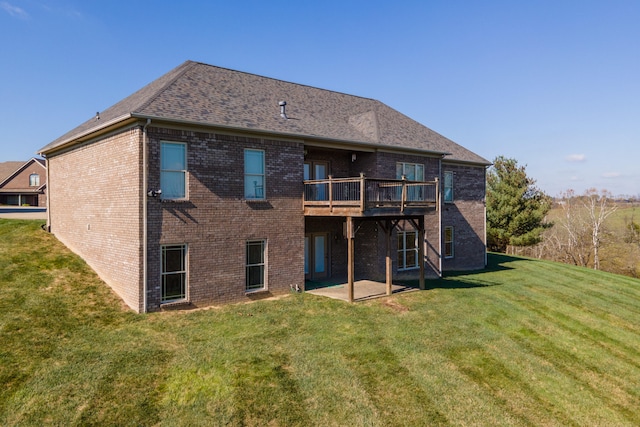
(347, 216, 355, 303)
(378, 219, 400, 296)
(419, 216, 425, 290)
(407, 217, 426, 290)
(386, 225, 393, 296)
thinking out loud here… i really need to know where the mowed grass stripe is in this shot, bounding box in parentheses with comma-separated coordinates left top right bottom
(475, 289, 640, 424)
(429, 264, 640, 425)
(428, 294, 595, 426)
(2, 220, 640, 426)
(503, 265, 640, 366)
(375, 289, 600, 425)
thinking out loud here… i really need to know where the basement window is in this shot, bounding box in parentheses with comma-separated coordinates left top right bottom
(444, 227, 454, 258)
(397, 231, 419, 270)
(161, 244, 187, 302)
(246, 240, 267, 291)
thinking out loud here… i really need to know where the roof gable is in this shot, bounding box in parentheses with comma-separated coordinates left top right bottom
(0, 158, 46, 189)
(40, 61, 489, 165)
(0, 161, 25, 183)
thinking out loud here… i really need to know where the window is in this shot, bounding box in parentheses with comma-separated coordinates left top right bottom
(397, 230, 419, 270)
(29, 174, 40, 187)
(443, 171, 454, 202)
(244, 149, 265, 199)
(396, 162, 425, 201)
(246, 240, 266, 291)
(160, 142, 187, 199)
(161, 244, 187, 302)
(396, 162, 424, 181)
(444, 226, 454, 258)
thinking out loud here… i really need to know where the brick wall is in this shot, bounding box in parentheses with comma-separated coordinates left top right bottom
(441, 163, 486, 271)
(47, 127, 143, 310)
(46, 122, 485, 312)
(145, 127, 305, 310)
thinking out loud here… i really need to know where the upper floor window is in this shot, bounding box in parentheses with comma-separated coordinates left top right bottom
(160, 142, 187, 200)
(396, 162, 424, 181)
(444, 226, 454, 258)
(443, 171, 454, 202)
(29, 174, 40, 187)
(244, 149, 265, 199)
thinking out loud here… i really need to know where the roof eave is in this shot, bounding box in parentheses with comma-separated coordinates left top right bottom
(131, 113, 452, 158)
(442, 156, 492, 167)
(39, 114, 136, 156)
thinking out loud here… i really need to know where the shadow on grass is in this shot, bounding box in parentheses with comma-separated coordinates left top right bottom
(306, 253, 527, 292)
(399, 253, 525, 291)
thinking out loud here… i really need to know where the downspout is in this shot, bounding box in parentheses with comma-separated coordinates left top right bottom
(142, 119, 151, 313)
(45, 155, 51, 232)
(484, 166, 488, 267)
(438, 157, 443, 277)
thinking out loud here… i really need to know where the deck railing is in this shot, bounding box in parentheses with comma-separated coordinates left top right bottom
(304, 174, 438, 213)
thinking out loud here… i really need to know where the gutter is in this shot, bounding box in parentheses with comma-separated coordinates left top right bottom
(129, 113, 453, 159)
(40, 112, 483, 164)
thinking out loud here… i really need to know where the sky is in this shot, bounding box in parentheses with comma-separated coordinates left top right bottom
(1, 0, 639, 197)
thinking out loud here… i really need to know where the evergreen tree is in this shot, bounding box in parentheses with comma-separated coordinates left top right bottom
(486, 156, 552, 252)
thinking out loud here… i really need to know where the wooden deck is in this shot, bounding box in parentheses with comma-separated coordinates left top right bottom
(303, 175, 438, 217)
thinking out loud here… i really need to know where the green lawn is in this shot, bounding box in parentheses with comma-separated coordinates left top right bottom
(2, 219, 640, 426)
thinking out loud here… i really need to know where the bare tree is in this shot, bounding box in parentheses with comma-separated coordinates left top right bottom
(582, 189, 618, 270)
(548, 190, 591, 266)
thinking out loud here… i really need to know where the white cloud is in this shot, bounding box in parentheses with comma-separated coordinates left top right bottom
(0, 1, 28, 18)
(602, 172, 622, 178)
(565, 154, 586, 162)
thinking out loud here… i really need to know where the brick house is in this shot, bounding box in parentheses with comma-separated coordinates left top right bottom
(39, 61, 490, 313)
(0, 158, 47, 207)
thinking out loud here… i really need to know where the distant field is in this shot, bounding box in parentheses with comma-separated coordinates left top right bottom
(2, 219, 640, 426)
(513, 203, 640, 277)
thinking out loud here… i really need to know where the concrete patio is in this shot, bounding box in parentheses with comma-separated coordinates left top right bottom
(305, 279, 419, 302)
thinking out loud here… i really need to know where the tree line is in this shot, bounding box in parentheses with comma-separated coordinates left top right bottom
(486, 156, 640, 278)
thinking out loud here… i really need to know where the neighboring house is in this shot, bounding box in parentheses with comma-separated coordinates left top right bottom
(39, 60, 490, 313)
(0, 158, 47, 207)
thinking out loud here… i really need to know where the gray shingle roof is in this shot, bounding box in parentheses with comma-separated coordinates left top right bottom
(40, 61, 489, 165)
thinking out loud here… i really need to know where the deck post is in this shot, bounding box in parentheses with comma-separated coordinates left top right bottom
(419, 216, 426, 290)
(328, 175, 333, 211)
(359, 173, 366, 213)
(386, 220, 393, 296)
(347, 216, 355, 302)
(401, 175, 407, 213)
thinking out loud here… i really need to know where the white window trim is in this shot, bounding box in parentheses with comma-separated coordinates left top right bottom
(396, 162, 425, 181)
(160, 141, 188, 200)
(161, 244, 188, 303)
(29, 173, 40, 187)
(397, 230, 420, 271)
(444, 226, 454, 259)
(443, 171, 454, 203)
(246, 239, 268, 292)
(244, 149, 266, 200)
